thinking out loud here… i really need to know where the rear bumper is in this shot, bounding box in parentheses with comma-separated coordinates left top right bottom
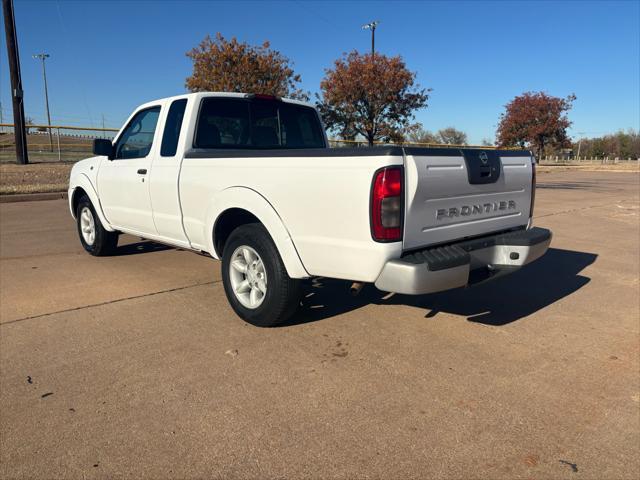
(374, 227, 551, 295)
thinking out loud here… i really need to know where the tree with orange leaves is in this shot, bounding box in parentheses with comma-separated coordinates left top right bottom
(496, 91, 576, 159)
(186, 33, 308, 100)
(317, 51, 430, 146)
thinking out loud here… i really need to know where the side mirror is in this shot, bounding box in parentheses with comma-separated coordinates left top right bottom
(93, 138, 114, 159)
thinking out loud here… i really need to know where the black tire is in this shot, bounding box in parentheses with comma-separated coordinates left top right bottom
(221, 223, 302, 327)
(75, 194, 118, 256)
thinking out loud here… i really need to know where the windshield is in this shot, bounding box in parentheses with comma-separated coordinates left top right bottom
(194, 97, 326, 149)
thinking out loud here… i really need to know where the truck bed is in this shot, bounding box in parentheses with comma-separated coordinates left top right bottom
(184, 145, 534, 254)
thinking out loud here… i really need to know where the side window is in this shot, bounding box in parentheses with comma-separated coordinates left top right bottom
(194, 98, 250, 148)
(160, 99, 187, 157)
(280, 103, 324, 148)
(114, 106, 161, 160)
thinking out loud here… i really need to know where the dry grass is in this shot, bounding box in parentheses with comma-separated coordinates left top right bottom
(0, 163, 71, 195)
(537, 163, 639, 173)
(0, 132, 98, 164)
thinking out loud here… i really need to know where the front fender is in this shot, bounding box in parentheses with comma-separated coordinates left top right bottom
(68, 173, 115, 232)
(204, 187, 309, 279)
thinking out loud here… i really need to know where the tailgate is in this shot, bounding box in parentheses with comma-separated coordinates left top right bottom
(403, 148, 533, 250)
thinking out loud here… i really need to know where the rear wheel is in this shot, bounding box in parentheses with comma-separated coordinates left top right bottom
(76, 195, 118, 256)
(221, 224, 301, 327)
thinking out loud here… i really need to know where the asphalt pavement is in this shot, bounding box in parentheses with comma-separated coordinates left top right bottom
(1, 170, 638, 479)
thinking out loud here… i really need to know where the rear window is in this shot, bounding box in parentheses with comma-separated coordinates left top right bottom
(194, 97, 325, 149)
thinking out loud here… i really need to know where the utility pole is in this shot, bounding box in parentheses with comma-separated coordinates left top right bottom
(2, 0, 28, 164)
(362, 20, 380, 57)
(33, 53, 53, 151)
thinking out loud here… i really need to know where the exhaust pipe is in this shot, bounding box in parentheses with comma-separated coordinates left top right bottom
(350, 282, 365, 296)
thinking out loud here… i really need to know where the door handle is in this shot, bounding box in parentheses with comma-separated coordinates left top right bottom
(137, 169, 147, 175)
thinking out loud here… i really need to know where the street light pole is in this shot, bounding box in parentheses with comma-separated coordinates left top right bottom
(576, 131, 586, 159)
(362, 20, 380, 57)
(33, 52, 53, 151)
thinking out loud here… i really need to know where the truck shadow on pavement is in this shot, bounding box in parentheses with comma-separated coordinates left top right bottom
(290, 248, 597, 327)
(115, 240, 174, 256)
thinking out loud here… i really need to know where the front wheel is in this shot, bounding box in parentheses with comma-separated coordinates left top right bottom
(76, 195, 118, 256)
(221, 224, 301, 327)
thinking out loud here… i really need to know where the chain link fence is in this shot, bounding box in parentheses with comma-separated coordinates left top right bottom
(539, 154, 639, 165)
(0, 124, 118, 163)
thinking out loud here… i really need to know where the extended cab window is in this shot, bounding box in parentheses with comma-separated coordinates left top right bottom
(194, 97, 325, 149)
(161, 99, 187, 157)
(195, 98, 250, 148)
(114, 106, 161, 160)
(279, 102, 325, 148)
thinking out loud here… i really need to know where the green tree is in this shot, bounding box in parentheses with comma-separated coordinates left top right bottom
(575, 129, 640, 158)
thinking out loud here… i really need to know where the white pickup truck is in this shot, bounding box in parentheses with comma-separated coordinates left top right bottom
(69, 92, 551, 326)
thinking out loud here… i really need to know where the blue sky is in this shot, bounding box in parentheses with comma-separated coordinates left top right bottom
(1, 0, 638, 143)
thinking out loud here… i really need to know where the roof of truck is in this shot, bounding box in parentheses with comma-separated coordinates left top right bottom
(141, 92, 314, 109)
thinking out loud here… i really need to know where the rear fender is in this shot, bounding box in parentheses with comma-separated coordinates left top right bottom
(204, 187, 309, 279)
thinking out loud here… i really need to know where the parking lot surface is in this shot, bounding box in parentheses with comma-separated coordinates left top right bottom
(1, 170, 638, 479)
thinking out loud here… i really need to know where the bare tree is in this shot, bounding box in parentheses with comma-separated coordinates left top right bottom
(437, 127, 468, 145)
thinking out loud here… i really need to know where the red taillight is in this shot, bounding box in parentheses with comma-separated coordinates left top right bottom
(371, 167, 403, 242)
(530, 157, 536, 219)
